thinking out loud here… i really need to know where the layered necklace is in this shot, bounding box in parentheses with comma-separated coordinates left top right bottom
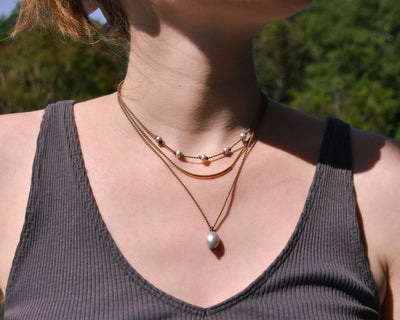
(117, 82, 267, 250)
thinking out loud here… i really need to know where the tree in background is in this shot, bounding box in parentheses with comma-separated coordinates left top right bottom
(255, 0, 400, 141)
(1, 0, 399, 141)
(0, 6, 126, 114)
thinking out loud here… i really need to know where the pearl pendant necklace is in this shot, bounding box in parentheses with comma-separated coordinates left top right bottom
(117, 81, 266, 251)
(206, 230, 220, 250)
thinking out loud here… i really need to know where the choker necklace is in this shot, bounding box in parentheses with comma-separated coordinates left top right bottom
(117, 81, 255, 164)
(118, 92, 252, 179)
(117, 82, 263, 250)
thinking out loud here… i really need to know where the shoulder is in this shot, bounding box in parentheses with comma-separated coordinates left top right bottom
(351, 128, 400, 317)
(0, 110, 44, 168)
(260, 100, 326, 165)
(0, 109, 44, 218)
(0, 109, 45, 300)
(0, 109, 44, 131)
(351, 128, 400, 228)
(0, 109, 45, 218)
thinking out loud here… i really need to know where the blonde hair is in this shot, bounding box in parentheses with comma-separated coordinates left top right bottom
(13, 0, 130, 43)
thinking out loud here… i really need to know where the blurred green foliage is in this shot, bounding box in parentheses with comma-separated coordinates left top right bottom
(0, 0, 399, 141)
(0, 6, 127, 113)
(255, 0, 400, 141)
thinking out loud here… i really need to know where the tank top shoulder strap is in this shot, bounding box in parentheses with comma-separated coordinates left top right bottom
(32, 100, 77, 180)
(318, 117, 352, 169)
(26, 100, 77, 219)
(312, 116, 379, 300)
(261, 116, 381, 317)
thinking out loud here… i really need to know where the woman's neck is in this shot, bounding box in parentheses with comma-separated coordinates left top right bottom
(117, 1, 268, 150)
(120, 6, 264, 152)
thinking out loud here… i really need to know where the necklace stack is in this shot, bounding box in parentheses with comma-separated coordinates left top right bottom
(117, 82, 265, 250)
(130, 109, 251, 164)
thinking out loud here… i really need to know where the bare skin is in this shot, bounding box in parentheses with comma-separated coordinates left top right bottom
(0, 0, 399, 317)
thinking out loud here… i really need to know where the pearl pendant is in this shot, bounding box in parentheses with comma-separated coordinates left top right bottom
(206, 231, 220, 250)
(200, 154, 208, 162)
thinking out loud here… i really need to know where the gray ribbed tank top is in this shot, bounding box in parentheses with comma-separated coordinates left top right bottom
(2, 101, 380, 319)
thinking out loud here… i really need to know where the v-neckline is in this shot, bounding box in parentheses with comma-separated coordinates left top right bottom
(68, 101, 325, 316)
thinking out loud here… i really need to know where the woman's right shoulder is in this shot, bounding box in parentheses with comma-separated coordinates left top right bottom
(0, 109, 45, 189)
(0, 108, 45, 193)
(0, 109, 45, 164)
(0, 109, 45, 214)
(0, 109, 45, 299)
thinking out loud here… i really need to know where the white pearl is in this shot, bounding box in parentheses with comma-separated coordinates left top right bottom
(223, 147, 231, 154)
(206, 231, 220, 250)
(240, 132, 247, 141)
(175, 150, 184, 158)
(200, 154, 208, 162)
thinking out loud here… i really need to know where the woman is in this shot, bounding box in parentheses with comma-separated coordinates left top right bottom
(0, 0, 399, 318)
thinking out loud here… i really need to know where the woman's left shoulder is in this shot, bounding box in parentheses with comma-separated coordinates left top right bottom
(351, 127, 400, 317)
(351, 127, 400, 242)
(351, 127, 400, 195)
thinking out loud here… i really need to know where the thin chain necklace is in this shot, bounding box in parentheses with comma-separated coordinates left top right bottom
(117, 81, 254, 164)
(117, 85, 261, 250)
(118, 92, 252, 179)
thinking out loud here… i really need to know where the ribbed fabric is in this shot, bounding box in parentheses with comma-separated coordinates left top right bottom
(2, 101, 380, 319)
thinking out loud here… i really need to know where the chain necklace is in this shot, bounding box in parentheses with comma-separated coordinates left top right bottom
(118, 92, 252, 179)
(117, 89, 258, 250)
(117, 81, 254, 164)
